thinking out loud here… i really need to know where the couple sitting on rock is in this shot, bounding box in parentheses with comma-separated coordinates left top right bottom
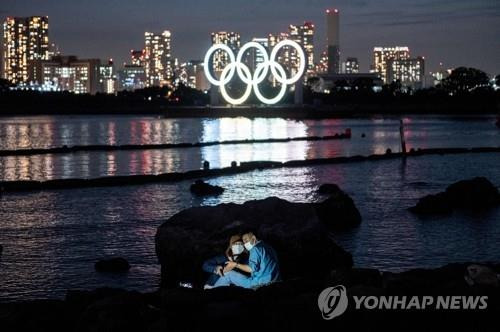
(202, 231, 281, 290)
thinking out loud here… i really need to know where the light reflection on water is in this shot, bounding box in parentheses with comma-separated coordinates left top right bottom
(0, 115, 498, 181)
(0, 116, 499, 301)
(0, 153, 499, 301)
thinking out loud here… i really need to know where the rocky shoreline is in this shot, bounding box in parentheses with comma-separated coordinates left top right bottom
(1, 184, 499, 331)
(0, 262, 499, 331)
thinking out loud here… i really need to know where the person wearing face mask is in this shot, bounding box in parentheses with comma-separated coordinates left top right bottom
(202, 235, 248, 289)
(212, 231, 281, 289)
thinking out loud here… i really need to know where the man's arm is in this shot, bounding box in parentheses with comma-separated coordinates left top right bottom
(235, 263, 252, 273)
(223, 261, 252, 274)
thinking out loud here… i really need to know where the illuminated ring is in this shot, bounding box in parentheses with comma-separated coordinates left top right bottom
(204, 40, 306, 105)
(219, 62, 253, 105)
(204, 44, 236, 86)
(270, 39, 306, 85)
(236, 41, 270, 84)
(253, 62, 288, 105)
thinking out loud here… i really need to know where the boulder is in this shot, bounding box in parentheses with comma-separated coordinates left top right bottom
(316, 185, 362, 231)
(189, 180, 224, 196)
(72, 290, 159, 332)
(410, 177, 500, 215)
(464, 264, 499, 287)
(155, 197, 353, 288)
(445, 177, 500, 208)
(318, 183, 342, 195)
(95, 257, 130, 273)
(408, 192, 453, 215)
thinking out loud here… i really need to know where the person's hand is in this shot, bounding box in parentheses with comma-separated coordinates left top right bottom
(223, 261, 237, 273)
(214, 265, 223, 276)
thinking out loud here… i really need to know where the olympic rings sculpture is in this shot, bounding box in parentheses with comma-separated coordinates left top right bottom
(204, 40, 306, 105)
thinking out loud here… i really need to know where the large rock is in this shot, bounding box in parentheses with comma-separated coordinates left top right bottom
(190, 180, 224, 196)
(316, 184, 362, 231)
(95, 257, 130, 273)
(155, 197, 354, 288)
(1, 264, 500, 331)
(410, 177, 500, 215)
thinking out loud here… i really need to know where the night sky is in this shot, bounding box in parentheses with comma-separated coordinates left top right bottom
(2, 0, 499, 75)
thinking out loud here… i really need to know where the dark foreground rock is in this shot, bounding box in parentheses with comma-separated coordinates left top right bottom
(410, 177, 500, 215)
(155, 196, 360, 288)
(317, 184, 362, 231)
(189, 180, 224, 196)
(94, 257, 130, 273)
(1, 263, 499, 332)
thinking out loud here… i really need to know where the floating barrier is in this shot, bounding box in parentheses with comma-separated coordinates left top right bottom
(0, 131, 351, 157)
(0, 146, 498, 192)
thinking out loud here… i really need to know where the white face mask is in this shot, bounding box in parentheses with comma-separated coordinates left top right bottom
(244, 241, 254, 251)
(231, 243, 244, 255)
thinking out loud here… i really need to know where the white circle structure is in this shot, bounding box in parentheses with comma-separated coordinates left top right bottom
(203, 39, 306, 105)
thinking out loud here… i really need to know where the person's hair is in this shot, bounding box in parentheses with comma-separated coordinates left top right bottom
(241, 229, 258, 240)
(225, 234, 242, 257)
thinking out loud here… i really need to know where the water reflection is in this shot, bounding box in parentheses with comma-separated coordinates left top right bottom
(0, 116, 498, 181)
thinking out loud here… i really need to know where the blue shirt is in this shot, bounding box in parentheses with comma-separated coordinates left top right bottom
(248, 241, 281, 287)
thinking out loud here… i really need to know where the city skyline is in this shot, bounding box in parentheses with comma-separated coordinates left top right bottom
(1, 0, 499, 76)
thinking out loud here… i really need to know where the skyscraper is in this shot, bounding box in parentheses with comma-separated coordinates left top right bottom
(268, 32, 291, 86)
(387, 56, 425, 89)
(289, 22, 315, 76)
(118, 65, 147, 91)
(3, 16, 49, 84)
(130, 49, 145, 67)
(210, 32, 240, 73)
(144, 30, 173, 87)
(326, 9, 340, 74)
(372, 46, 410, 83)
(99, 59, 115, 94)
(250, 38, 269, 70)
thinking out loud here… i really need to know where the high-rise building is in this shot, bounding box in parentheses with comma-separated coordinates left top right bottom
(3, 16, 49, 84)
(342, 57, 359, 74)
(144, 30, 173, 87)
(130, 49, 145, 66)
(175, 60, 209, 91)
(326, 9, 340, 74)
(268, 32, 291, 85)
(316, 50, 329, 74)
(268, 33, 291, 68)
(289, 22, 314, 76)
(99, 59, 115, 94)
(372, 46, 410, 83)
(249, 38, 269, 70)
(386, 56, 425, 89)
(210, 31, 240, 73)
(48, 42, 60, 59)
(118, 65, 147, 91)
(32, 55, 101, 94)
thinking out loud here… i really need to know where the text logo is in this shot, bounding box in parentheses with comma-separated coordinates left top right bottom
(204, 40, 306, 105)
(317, 285, 349, 320)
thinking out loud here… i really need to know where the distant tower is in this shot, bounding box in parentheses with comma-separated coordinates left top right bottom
(210, 32, 241, 74)
(3, 16, 49, 84)
(249, 38, 269, 71)
(289, 22, 315, 77)
(326, 9, 340, 74)
(144, 30, 173, 87)
(372, 46, 410, 83)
